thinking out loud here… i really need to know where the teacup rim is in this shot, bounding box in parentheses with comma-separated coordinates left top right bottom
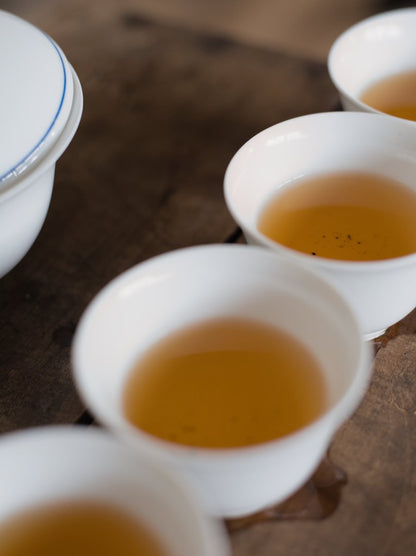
(0, 425, 230, 556)
(71, 243, 372, 462)
(223, 111, 416, 272)
(328, 6, 416, 60)
(327, 7, 416, 112)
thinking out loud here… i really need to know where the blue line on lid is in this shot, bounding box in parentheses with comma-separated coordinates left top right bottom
(0, 31, 68, 183)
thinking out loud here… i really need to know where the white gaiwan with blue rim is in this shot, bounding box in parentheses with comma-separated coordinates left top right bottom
(0, 9, 83, 277)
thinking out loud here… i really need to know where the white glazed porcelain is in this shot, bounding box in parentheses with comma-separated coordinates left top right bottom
(0, 426, 230, 556)
(0, 10, 83, 278)
(328, 8, 416, 116)
(0, 10, 74, 183)
(72, 244, 371, 518)
(0, 68, 82, 278)
(224, 111, 416, 340)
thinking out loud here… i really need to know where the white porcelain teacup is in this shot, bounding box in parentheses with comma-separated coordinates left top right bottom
(0, 426, 229, 555)
(72, 244, 371, 518)
(224, 111, 416, 340)
(328, 8, 416, 119)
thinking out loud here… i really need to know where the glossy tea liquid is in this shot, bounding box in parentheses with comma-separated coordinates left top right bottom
(258, 171, 416, 261)
(360, 69, 416, 121)
(0, 500, 168, 556)
(123, 318, 327, 448)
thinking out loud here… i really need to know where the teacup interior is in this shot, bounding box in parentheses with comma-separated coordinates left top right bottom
(74, 246, 365, 439)
(225, 112, 416, 231)
(329, 9, 416, 97)
(0, 428, 219, 556)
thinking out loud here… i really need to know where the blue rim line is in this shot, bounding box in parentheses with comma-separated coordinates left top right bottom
(0, 31, 68, 183)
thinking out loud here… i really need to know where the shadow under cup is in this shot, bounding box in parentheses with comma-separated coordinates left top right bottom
(224, 111, 416, 340)
(72, 244, 371, 518)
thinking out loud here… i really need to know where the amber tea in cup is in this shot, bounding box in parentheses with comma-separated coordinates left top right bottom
(123, 317, 328, 449)
(73, 244, 371, 516)
(0, 500, 168, 556)
(360, 69, 416, 122)
(328, 8, 416, 120)
(224, 111, 416, 336)
(258, 170, 416, 261)
(0, 427, 228, 555)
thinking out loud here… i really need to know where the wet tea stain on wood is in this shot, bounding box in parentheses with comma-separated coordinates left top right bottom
(226, 452, 347, 532)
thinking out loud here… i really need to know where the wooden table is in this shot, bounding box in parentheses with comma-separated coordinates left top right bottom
(1, 2, 415, 554)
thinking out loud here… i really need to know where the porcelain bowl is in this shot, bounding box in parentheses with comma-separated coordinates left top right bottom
(224, 111, 416, 340)
(72, 244, 371, 518)
(0, 68, 82, 278)
(328, 8, 416, 118)
(0, 426, 229, 556)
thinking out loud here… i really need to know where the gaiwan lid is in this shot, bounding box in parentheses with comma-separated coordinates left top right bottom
(0, 10, 74, 184)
